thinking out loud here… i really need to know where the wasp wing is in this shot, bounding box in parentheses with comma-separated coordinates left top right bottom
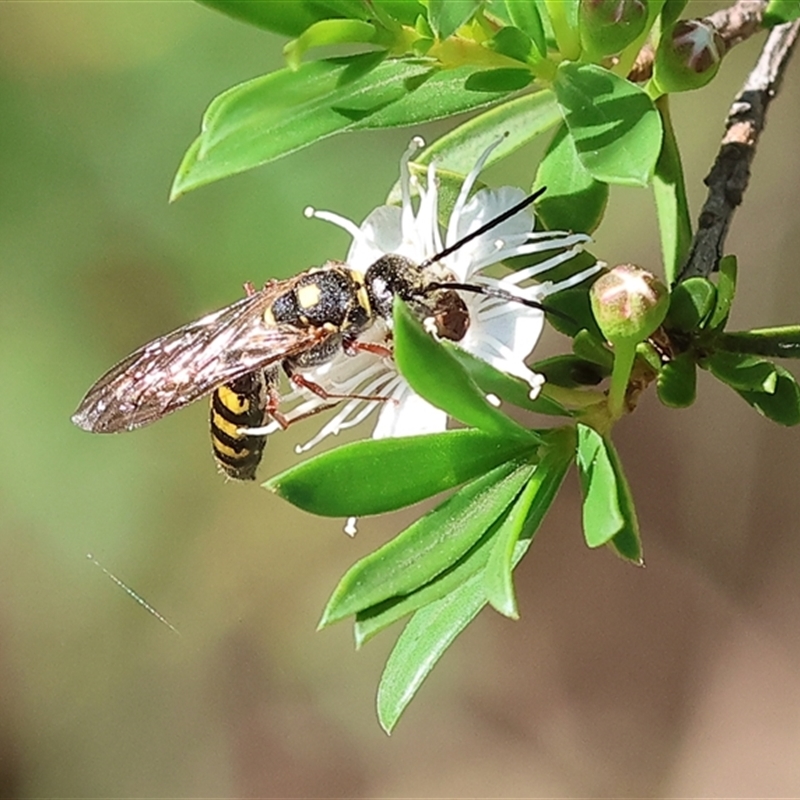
(72, 287, 328, 433)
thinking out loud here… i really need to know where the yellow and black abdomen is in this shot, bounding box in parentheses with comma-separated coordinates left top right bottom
(210, 371, 273, 481)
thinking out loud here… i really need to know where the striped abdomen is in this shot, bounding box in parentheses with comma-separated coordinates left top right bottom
(210, 371, 274, 480)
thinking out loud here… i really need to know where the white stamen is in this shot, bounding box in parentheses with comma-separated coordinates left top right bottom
(500, 244, 590, 286)
(486, 393, 501, 407)
(307, 207, 364, 242)
(344, 517, 358, 537)
(446, 135, 506, 248)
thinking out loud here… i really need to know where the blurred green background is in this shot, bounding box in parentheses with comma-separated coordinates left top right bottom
(2, 2, 800, 797)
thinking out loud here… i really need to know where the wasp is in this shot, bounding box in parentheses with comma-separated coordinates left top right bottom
(72, 189, 553, 479)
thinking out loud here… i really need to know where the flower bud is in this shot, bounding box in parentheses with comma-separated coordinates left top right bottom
(579, 0, 649, 59)
(653, 19, 724, 93)
(590, 264, 669, 344)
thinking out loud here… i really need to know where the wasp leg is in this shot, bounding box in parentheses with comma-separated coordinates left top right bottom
(343, 339, 394, 359)
(283, 363, 391, 404)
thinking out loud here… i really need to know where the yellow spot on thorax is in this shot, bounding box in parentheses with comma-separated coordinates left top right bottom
(297, 283, 322, 310)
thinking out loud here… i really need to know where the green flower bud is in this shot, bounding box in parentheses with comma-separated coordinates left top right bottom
(590, 264, 669, 344)
(579, 0, 649, 59)
(653, 19, 724, 93)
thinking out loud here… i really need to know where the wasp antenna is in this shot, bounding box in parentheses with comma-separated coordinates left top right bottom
(427, 281, 578, 325)
(420, 187, 547, 270)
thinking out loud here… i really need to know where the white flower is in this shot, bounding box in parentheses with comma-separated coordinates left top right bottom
(254, 137, 598, 452)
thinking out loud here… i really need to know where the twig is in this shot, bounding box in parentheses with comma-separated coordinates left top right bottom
(676, 18, 800, 282)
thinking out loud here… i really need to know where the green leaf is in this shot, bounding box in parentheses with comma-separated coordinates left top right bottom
(653, 96, 692, 285)
(572, 328, 613, 371)
(372, 0, 427, 26)
(464, 68, 534, 92)
(284, 19, 379, 70)
(666, 277, 716, 333)
(172, 56, 512, 198)
(535, 123, 609, 233)
(576, 425, 643, 562)
(411, 89, 561, 176)
(375, 431, 573, 732)
(541, 280, 604, 340)
(489, 26, 535, 64)
(196, 0, 369, 37)
(736, 365, 800, 426)
(576, 423, 624, 547)
(707, 255, 737, 331)
(656, 352, 697, 408)
(504, 0, 547, 56)
(553, 62, 663, 187)
(355, 427, 573, 642)
(377, 569, 486, 732)
(603, 434, 643, 563)
(544, 0, 581, 59)
(660, 0, 689, 28)
(427, 0, 482, 38)
(265, 428, 536, 516)
(763, 0, 800, 26)
(354, 64, 515, 128)
(444, 344, 571, 417)
(393, 299, 537, 440)
(532, 354, 608, 387)
(716, 327, 800, 359)
(706, 352, 779, 393)
(355, 521, 500, 646)
(483, 432, 573, 617)
(171, 54, 409, 198)
(320, 459, 537, 626)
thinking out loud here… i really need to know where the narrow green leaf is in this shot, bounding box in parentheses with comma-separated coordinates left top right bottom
(464, 68, 534, 92)
(544, 0, 581, 59)
(505, 0, 547, 56)
(653, 95, 692, 285)
(603, 436, 643, 564)
(356, 427, 572, 642)
(172, 54, 412, 197)
(553, 63, 663, 187)
(576, 423, 624, 548)
(532, 354, 607, 387)
(428, 0, 482, 38)
(444, 344, 571, 417)
(660, 0, 689, 28)
(706, 352, 779, 393)
(196, 0, 368, 37)
(535, 123, 609, 233)
(375, 430, 573, 732)
(355, 523, 499, 646)
(540, 280, 604, 340)
(715, 327, 800, 359)
(708, 255, 737, 331)
(354, 64, 515, 128)
(657, 353, 697, 408)
(372, 0, 427, 26)
(764, 0, 800, 26)
(321, 460, 537, 626)
(489, 26, 535, 64)
(572, 329, 613, 371)
(483, 434, 573, 617)
(284, 19, 379, 70)
(394, 299, 537, 440)
(666, 277, 716, 333)
(735, 365, 800, 426)
(377, 569, 486, 732)
(411, 89, 561, 176)
(265, 428, 535, 516)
